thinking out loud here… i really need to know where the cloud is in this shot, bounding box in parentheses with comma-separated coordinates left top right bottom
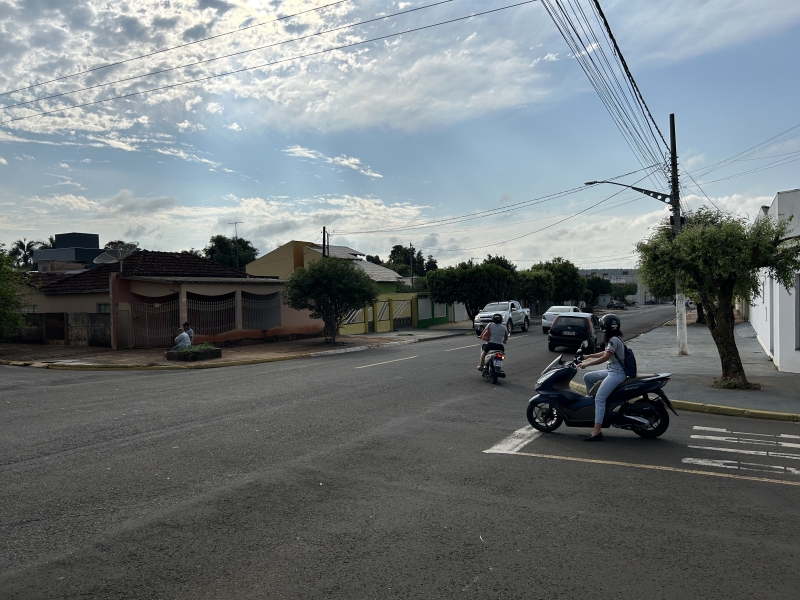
(154, 147, 220, 167)
(105, 190, 179, 215)
(206, 102, 224, 114)
(283, 145, 383, 178)
(86, 135, 138, 152)
(0, 157, 7, 165)
(185, 96, 203, 111)
(176, 120, 206, 133)
(227, 122, 242, 131)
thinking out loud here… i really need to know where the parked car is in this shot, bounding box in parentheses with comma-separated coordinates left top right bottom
(606, 299, 626, 310)
(548, 312, 601, 353)
(541, 305, 580, 334)
(473, 300, 531, 335)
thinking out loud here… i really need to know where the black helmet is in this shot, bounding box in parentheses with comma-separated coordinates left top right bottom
(492, 313, 503, 324)
(599, 313, 620, 332)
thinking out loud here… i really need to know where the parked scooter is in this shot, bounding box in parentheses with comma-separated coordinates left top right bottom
(527, 342, 678, 438)
(481, 347, 506, 384)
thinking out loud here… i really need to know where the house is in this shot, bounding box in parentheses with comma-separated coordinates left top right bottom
(745, 189, 800, 373)
(246, 241, 468, 332)
(33, 232, 106, 273)
(18, 250, 322, 348)
(246, 240, 403, 293)
(578, 268, 660, 305)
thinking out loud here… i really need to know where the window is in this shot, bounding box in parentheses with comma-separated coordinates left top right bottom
(97, 303, 111, 314)
(20, 305, 37, 313)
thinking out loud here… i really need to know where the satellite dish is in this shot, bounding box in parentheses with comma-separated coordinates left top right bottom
(94, 242, 139, 264)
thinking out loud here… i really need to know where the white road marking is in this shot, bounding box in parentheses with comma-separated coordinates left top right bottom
(484, 426, 542, 454)
(692, 426, 800, 440)
(354, 356, 417, 369)
(688, 445, 800, 461)
(682, 458, 800, 476)
(690, 435, 800, 449)
(445, 344, 480, 352)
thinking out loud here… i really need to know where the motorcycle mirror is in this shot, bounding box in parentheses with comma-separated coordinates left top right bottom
(580, 340, 589, 349)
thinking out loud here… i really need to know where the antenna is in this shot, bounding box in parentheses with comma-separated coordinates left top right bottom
(228, 221, 243, 271)
(93, 242, 140, 271)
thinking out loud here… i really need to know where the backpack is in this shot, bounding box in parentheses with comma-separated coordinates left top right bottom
(615, 343, 637, 378)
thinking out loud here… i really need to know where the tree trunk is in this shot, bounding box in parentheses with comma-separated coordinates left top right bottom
(704, 293, 748, 384)
(695, 303, 706, 324)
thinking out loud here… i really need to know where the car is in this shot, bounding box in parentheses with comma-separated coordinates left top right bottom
(473, 300, 531, 334)
(548, 312, 601, 353)
(541, 305, 580, 334)
(606, 299, 626, 310)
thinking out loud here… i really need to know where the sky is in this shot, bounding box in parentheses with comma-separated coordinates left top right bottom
(1, 0, 799, 269)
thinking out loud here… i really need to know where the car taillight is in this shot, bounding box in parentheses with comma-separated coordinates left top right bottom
(551, 316, 558, 327)
(585, 318, 591, 330)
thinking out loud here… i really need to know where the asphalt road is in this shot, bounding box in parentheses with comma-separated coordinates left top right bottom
(2, 304, 799, 599)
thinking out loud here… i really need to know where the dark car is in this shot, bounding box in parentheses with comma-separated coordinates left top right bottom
(548, 312, 601, 353)
(606, 299, 626, 310)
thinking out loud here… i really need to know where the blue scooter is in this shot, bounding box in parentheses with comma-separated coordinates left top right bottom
(527, 343, 678, 438)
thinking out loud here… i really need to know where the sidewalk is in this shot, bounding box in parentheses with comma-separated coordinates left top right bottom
(0, 328, 470, 370)
(575, 320, 800, 419)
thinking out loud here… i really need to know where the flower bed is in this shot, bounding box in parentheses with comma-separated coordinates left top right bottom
(165, 343, 222, 362)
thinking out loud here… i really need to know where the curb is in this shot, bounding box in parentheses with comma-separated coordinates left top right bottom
(567, 380, 800, 423)
(0, 331, 470, 371)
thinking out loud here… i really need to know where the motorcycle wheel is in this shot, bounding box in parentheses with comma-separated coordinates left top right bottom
(490, 364, 498, 384)
(527, 401, 563, 432)
(631, 399, 670, 438)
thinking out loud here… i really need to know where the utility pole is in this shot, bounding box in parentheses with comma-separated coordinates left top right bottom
(228, 221, 243, 271)
(322, 227, 327, 257)
(670, 114, 688, 355)
(409, 243, 414, 291)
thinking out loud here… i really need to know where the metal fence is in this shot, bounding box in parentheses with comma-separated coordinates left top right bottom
(242, 292, 281, 330)
(188, 295, 236, 336)
(131, 299, 179, 348)
(393, 299, 412, 328)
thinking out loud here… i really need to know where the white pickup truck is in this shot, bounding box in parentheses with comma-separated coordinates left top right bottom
(473, 301, 531, 335)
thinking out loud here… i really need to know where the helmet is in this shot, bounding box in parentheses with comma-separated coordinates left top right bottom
(599, 313, 620, 332)
(492, 313, 503, 324)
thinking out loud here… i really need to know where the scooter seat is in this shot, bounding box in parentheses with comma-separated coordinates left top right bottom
(588, 374, 660, 397)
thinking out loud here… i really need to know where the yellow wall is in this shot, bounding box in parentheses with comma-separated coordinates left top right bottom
(25, 292, 110, 313)
(246, 240, 304, 279)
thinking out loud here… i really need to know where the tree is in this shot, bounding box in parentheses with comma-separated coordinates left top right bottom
(38, 235, 56, 249)
(534, 257, 584, 304)
(181, 248, 203, 257)
(611, 282, 637, 299)
(104, 240, 128, 250)
(203, 235, 259, 271)
(0, 244, 27, 339)
(9, 238, 39, 269)
(365, 254, 382, 265)
(386, 245, 425, 277)
(517, 268, 555, 307)
(484, 254, 517, 272)
(585, 275, 612, 308)
(636, 207, 800, 387)
(424, 255, 438, 273)
(282, 258, 379, 343)
(427, 262, 516, 320)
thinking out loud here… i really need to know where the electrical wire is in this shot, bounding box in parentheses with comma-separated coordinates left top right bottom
(0, 1, 535, 125)
(0, 0, 352, 97)
(0, 0, 464, 111)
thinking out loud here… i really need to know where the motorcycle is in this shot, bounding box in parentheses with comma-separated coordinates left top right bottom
(526, 343, 678, 438)
(481, 347, 506, 384)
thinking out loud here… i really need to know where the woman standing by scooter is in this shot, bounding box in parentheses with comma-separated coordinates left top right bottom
(577, 314, 625, 442)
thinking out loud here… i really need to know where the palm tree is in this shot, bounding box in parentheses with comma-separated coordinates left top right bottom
(10, 238, 40, 269)
(38, 235, 56, 249)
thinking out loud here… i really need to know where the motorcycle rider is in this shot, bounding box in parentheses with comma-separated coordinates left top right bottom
(477, 313, 508, 371)
(577, 314, 626, 442)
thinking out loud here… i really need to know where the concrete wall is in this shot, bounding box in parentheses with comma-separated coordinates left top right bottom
(24, 292, 110, 314)
(748, 189, 800, 373)
(246, 241, 300, 279)
(8, 313, 110, 346)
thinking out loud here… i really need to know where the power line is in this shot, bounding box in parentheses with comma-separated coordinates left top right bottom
(1, 0, 464, 112)
(0, 0, 351, 98)
(0, 1, 536, 125)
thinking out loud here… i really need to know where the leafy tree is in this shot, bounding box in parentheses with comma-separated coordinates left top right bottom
(484, 254, 517, 272)
(0, 244, 27, 339)
(427, 262, 516, 320)
(637, 207, 800, 387)
(181, 248, 203, 257)
(424, 255, 438, 273)
(585, 275, 612, 307)
(9, 238, 39, 269)
(282, 258, 379, 343)
(386, 245, 425, 277)
(517, 268, 555, 307)
(203, 235, 259, 271)
(611, 282, 637, 299)
(534, 257, 584, 304)
(365, 254, 382, 265)
(104, 240, 128, 250)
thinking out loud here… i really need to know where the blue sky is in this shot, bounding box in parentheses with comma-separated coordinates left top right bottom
(1, 0, 799, 268)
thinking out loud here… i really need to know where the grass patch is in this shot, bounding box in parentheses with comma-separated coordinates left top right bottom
(177, 342, 218, 352)
(712, 377, 762, 390)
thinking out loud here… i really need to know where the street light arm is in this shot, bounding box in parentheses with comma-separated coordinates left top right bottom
(585, 180, 670, 204)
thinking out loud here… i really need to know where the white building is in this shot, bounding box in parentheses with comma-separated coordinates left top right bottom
(746, 188, 800, 373)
